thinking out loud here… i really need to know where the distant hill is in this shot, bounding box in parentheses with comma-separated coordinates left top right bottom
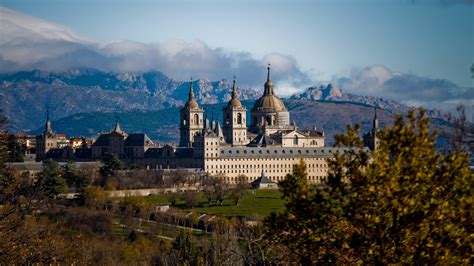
(29, 99, 451, 147)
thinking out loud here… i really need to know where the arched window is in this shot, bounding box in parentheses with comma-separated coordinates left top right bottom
(226, 113, 230, 124)
(265, 116, 271, 125)
(294, 135, 299, 145)
(182, 114, 187, 125)
(194, 114, 199, 125)
(237, 113, 242, 124)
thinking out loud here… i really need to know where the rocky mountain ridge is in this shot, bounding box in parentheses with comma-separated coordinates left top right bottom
(291, 83, 443, 119)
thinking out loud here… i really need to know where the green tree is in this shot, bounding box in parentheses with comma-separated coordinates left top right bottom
(6, 135, 25, 162)
(99, 153, 124, 186)
(265, 109, 473, 264)
(36, 160, 67, 199)
(63, 161, 91, 190)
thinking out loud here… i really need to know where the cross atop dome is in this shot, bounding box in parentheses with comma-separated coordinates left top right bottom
(267, 63, 271, 82)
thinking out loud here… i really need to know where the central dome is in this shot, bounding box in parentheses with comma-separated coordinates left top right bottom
(251, 65, 287, 112)
(252, 94, 286, 111)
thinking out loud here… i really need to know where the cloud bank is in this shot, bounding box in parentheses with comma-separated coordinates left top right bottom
(333, 65, 474, 115)
(0, 7, 309, 93)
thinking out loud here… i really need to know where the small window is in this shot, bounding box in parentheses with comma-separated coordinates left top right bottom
(237, 113, 242, 124)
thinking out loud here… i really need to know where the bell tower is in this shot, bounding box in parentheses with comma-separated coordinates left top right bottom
(179, 79, 204, 147)
(36, 108, 58, 161)
(223, 77, 247, 145)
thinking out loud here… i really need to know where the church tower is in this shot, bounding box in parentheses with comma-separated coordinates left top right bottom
(364, 108, 380, 151)
(179, 79, 204, 147)
(36, 108, 58, 161)
(223, 77, 247, 145)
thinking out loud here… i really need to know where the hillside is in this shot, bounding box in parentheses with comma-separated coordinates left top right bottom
(30, 99, 451, 147)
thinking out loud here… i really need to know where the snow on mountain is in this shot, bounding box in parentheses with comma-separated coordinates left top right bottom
(291, 83, 444, 118)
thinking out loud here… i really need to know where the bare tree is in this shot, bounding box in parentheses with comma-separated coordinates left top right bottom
(212, 174, 229, 206)
(446, 105, 474, 155)
(183, 190, 198, 208)
(201, 175, 216, 204)
(230, 175, 250, 206)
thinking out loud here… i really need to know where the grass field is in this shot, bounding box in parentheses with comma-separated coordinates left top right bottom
(143, 189, 285, 218)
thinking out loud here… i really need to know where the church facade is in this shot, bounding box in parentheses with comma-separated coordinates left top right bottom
(35, 65, 377, 184)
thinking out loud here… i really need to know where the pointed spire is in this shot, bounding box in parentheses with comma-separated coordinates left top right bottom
(44, 107, 53, 135)
(228, 75, 243, 108)
(112, 119, 126, 136)
(215, 120, 225, 143)
(211, 109, 216, 131)
(264, 63, 274, 95)
(373, 107, 379, 131)
(231, 75, 238, 100)
(188, 77, 195, 100)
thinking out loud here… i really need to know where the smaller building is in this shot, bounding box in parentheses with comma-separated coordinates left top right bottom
(251, 171, 277, 189)
(91, 121, 155, 161)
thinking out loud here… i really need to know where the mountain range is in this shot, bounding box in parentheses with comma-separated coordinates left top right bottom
(0, 69, 260, 132)
(0, 68, 452, 147)
(1, 68, 447, 133)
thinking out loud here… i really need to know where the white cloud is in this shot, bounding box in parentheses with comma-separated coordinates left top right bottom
(0, 6, 92, 45)
(0, 7, 310, 89)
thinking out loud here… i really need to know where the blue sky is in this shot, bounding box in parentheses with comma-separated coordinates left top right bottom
(1, 0, 472, 87)
(0, 0, 472, 115)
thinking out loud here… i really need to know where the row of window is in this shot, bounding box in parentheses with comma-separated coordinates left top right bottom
(207, 163, 327, 170)
(221, 148, 334, 155)
(215, 171, 328, 182)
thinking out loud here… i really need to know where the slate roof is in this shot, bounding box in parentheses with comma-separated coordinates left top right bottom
(251, 172, 276, 185)
(144, 147, 194, 158)
(248, 133, 278, 147)
(93, 134, 110, 146)
(125, 133, 154, 146)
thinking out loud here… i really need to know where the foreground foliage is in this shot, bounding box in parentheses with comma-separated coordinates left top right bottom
(265, 109, 473, 264)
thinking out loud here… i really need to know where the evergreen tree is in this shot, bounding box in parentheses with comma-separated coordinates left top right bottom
(99, 153, 124, 186)
(63, 161, 91, 190)
(6, 135, 25, 162)
(37, 160, 67, 199)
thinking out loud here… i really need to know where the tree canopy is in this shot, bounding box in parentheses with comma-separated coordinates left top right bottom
(265, 109, 473, 264)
